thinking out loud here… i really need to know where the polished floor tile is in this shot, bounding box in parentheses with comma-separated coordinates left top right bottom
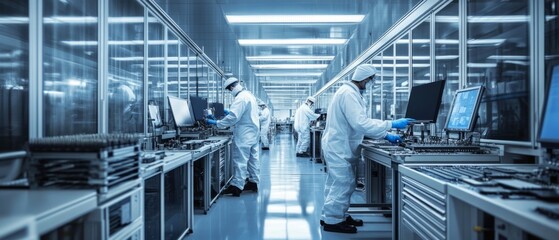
(190, 133, 391, 239)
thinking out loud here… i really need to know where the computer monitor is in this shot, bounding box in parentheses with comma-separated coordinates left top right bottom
(210, 102, 225, 119)
(444, 86, 485, 132)
(189, 95, 208, 121)
(148, 104, 162, 127)
(539, 61, 559, 148)
(168, 96, 195, 127)
(405, 80, 446, 123)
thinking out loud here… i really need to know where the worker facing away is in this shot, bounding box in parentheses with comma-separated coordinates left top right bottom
(294, 96, 320, 157)
(206, 77, 261, 196)
(320, 64, 414, 233)
(258, 102, 271, 150)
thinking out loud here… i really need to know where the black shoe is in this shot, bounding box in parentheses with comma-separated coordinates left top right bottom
(262, 147, 269, 150)
(296, 152, 311, 157)
(222, 185, 241, 197)
(320, 216, 363, 227)
(243, 181, 258, 192)
(345, 215, 363, 226)
(323, 221, 357, 234)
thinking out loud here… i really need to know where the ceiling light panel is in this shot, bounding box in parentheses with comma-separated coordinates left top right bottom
(255, 72, 322, 77)
(246, 55, 335, 61)
(260, 80, 316, 84)
(251, 64, 328, 69)
(238, 39, 347, 46)
(226, 15, 365, 24)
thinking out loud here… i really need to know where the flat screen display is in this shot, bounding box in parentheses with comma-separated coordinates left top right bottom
(168, 96, 195, 127)
(445, 86, 485, 132)
(210, 102, 225, 119)
(189, 95, 207, 121)
(539, 64, 559, 147)
(148, 105, 162, 127)
(405, 80, 446, 123)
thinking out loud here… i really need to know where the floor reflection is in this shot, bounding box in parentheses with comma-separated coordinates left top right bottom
(190, 133, 390, 239)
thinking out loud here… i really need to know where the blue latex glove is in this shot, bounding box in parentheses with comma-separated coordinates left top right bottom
(384, 134, 402, 144)
(206, 114, 216, 120)
(392, 118, 415, 129)
(206, 119, 217, 125)
(224, 109, 231, 115)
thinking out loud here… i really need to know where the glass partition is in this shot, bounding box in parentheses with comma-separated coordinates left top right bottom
(178, 48, 191, 100)
(434, 0, 459, 132)
(371, 55, 383, 119)
(467, 0, 530, 141)
(0, 1, 29, 151)
(394, 34, 410, 119)
(380, 46, 395, 120)
(207, 68, 218, 103)
(43, 0, 98, 136)
(196, 61, 209, 99)
(545, 0, 559, 75)
(147, 15, 165, 128)
(108, 0, 144, 133)
(411, 21, 431, 86)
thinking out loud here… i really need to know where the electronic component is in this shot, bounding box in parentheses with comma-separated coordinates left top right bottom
(168, 96, 195, 128)
(405, 80, 446, 123)
(536, 206, 559, 220)
(539, 61, 559, 148)
(445, 86, 485, 132)
(189, 95, 208, 122)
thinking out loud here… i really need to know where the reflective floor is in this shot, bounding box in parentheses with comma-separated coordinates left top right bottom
(191, 133, 391, 239)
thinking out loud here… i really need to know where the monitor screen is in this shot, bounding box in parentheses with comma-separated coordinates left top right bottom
(148, 105, 162, 127)
(189, 95, 208, 121)
(405, 80, 446, 123)
(444, 86, 485, 132)
(210, 102, 225, 119)
(168, 96, 195, 127)
(539, 63, 559, 147)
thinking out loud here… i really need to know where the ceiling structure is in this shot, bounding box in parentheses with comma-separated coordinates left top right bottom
(155, 0, 419, 110)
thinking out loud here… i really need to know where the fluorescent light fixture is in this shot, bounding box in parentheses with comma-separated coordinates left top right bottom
(261, 80, 317, 84)
(255, 72, 322, 77)
(61, 40, 181, 46)
(246, 55, 335, 61)
(0, 17, 29, 24)
(61, 40, 98, 46)
(487, 55, 528, 60)
(372, 64, 414, 68)
(263, 85, 310, 88)
(239, 39, 347, 46)
(265, 89, 307, 92)
(467, 39, 505, 45)
(436, 15, 557, 23)
(467, 63, 497, 68)
(251, 64, 328, 69)
(435, 55, 459, 60)
(435, 16, 459, 23)
(503, 60, 529, 66)
(43, 16, 97, 24)
(226, 15, 364, 24)
(435, 39, 459, 44)
(468, 16, 529, 23)
(108, 17, 159, 23)
(111, 56, 199, 61)
(396, 39, 429, 44)
(67, 79, 87, 87)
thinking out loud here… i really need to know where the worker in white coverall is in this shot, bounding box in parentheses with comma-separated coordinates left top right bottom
(294, 96, 320, 157)
(258, 102, 271, 150)
(206, 77, 260, 196)
(320, 64, 414, 233)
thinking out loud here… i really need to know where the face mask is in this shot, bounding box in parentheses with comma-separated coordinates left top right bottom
(360, 80, 374, 95)
(230, 84, 243, 97)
